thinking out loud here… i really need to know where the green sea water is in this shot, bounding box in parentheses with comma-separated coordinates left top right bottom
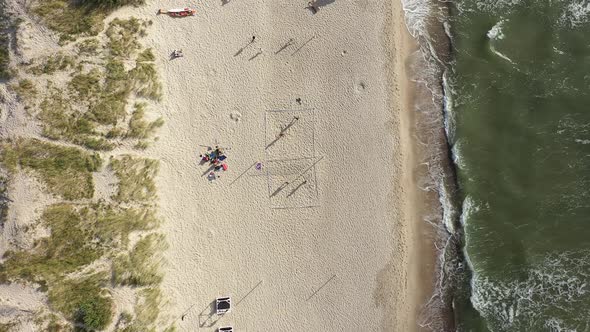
(447, 0, 590, 330)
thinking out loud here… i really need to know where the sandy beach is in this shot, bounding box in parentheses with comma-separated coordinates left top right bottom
(0, 0, 429, 329)
(134, 0, 424, 330)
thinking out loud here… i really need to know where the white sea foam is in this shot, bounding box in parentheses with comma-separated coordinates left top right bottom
(401, 0, 433, 38)
(544, 318, 577, 332)
(487, 21, 505, 40)
(558, 114, 590, 138)
(439, 177, 457, 234)
(451, 140, 465, 170)
(475, 0, 522, 12)
(486, 21, 515, 64)
(459, 196, 479, 228)
(560, 0, 590, 28)
(490, 46, 515, 64)
(403, 0, 456, 238)
(440, 67, 460, 237)
(437, 1, 590, 331)
(470, 250, 590, 330)
(553, 47, 565, 55)
(460, 196, 479, 296)
(400, 1, 466, 330)
(474, 0, 590, 29)
(442, 70, 456, 143)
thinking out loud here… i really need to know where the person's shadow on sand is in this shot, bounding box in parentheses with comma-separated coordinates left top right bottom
(307, 0, 335, 14)
(198, 301, 219, 327)
(315, 0, 336, 6)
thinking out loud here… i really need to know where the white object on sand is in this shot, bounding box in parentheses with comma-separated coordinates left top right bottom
(159, 7, 197, 16)
(216, 296, 231, 314)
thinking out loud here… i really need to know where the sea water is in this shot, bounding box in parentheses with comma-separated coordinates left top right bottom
(446, 0, 590, 331)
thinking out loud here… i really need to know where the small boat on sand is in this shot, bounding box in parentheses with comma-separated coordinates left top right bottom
(158, 7, 197, 17)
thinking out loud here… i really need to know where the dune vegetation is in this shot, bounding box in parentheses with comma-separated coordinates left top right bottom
(0, 2, 170, 330)
(0, 139, 101, 200)
(8, 17, 162, 152)
(32, 0, 145, 43)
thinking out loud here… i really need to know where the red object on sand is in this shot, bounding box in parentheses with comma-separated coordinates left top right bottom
(222, 164, 228, 171)
(159, 8, 197, 17)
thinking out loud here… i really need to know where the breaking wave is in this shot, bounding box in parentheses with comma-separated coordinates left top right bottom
(445, 0, 590, 331)
(471, 250, 590, 331)
(401, 0, 464, 331)
(486, 21, 514, 64)
(402, 0, 590, 331)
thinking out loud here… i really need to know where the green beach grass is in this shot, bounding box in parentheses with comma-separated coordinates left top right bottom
(0, 38, 9, 80)
(48, 273, 113, 331)
(127, 103, 164, 140)
(17, 17, 163, 152)
(0, 202, 157, 280)
(113, 233, 166, 286)
(26, 53, 75, 75)
(0, 201, 164, 328)
(0, 139, 101, 200)
(31, 0, 146, 43)
(132, 287, 166, 331)
(39, 87, 115, 151)
(106, 18, 148, 58)
(110, 155, 158, 203)
(77, 38, 101, 56)
(0, 4, 170, 330)
(0, 204, 102, 282)
(0, 323, 16, 332)
(90, 203, 160, 247)
(0, 4, 12, 80)
(10, 79, 37, 105)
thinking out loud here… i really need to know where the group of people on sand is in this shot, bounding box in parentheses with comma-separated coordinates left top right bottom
(200, 146, 228, 181)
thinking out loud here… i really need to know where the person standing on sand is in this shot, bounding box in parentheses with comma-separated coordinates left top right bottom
(307, 2, 318, 14)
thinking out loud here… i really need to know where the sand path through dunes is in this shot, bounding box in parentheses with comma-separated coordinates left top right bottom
(136, 0, 418, 330)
